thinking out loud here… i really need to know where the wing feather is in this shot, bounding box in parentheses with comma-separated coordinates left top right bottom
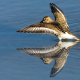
(17, 46, 58, 54)
(50, 3, 69, 30)
(16, 23, 60, 35)
(16, 22, 66, 36)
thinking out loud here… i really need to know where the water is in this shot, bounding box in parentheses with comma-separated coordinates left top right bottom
(0, 0, 80, 80)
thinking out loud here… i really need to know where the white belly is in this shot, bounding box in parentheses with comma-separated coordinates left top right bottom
(59, 32, 74, 39)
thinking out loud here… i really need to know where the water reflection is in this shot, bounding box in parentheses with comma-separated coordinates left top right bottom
(17, 41, 79, 77)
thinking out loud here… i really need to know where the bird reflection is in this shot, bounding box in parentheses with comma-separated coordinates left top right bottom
(17, 41, 79, 77)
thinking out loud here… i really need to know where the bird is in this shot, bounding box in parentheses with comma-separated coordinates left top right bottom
(50, 3, 69, 29)
(16, 3, 80, 41)
(41, 3, 69, 29)
(17, 41, 79, 77)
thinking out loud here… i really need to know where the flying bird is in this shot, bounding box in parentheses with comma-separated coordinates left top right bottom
(16, 3, 79, 41)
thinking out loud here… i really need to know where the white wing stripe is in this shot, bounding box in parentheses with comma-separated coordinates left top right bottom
(27, 27, 58, 34)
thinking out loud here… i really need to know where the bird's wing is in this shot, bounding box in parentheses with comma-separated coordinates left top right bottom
(17, 47, 54, 54)
(17, 45, 62, 58)
(16, 23, 65, 35)
(50, 3, 69, 29)
(52, 22, 66, 33)
(50, 48, 69, 77)
(50, 41, 78, 77)
(50, 3, 66, 21)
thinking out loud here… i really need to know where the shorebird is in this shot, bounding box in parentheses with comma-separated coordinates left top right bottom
(16, 3, 80, 41)
(50, 3, 69, 29)
(41, 3, 69, 29)
(17, 41, 79, 77)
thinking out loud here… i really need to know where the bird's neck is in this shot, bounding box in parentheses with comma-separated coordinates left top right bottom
(48, 20, 54, 23)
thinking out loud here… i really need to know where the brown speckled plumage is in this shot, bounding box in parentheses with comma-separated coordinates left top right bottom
(16, 3, 80, 40)
(50, 3, 69, 29)
(17, 41, 79, 77)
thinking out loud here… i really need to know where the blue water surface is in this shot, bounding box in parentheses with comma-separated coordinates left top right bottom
(0, 0, 80, 80)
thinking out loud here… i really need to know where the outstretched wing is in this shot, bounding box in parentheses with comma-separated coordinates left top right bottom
(50, 3, 69, 29)
(50, 48, 69, 77)
(50, 3, 66, 21)
(17, 45, 61, 58)
(17, 23, 46, 33)
(16, 22, 66, 35)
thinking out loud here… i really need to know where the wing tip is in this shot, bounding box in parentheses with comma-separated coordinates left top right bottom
(16, 30, 27, 33)
(16, 30, 20, 32)
(50, 68, 61, 77)
(50, 3, 64, 15)
(50, 3, 55, 5)
(50, 3, 56, 7)
(50, 3, 58, 13)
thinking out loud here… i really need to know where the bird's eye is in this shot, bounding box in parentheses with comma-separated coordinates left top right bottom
(44, 18, 46, 20)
